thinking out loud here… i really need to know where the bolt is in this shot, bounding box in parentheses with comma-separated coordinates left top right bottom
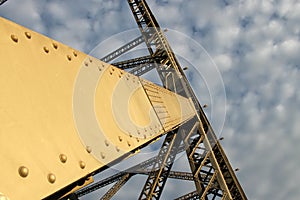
(52, 42, 58, 49)
(43, 46, 49, 53)
(24, 32, 31, 39)
(47, 173, 56, 184)
(10, 34, 18, 43)
(100, 152, 105, 159)
(86, 146, 92, 153)
(67, 55, 72, 61)
(79, 161, 86, 169)
(104, 140, 109, 147)
(18, 166, 29, 178)
(118, 136, 122, 142)
(59, 154, 67, 163)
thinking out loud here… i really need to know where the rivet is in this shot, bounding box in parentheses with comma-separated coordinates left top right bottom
(127, 141, 131, 147)
(136, 138, 140, 142)
(59, 154, 67, 163)
(112, 68, 115, 71)
(11, 34, 18, 43)
(100, 152, 105, 159)
(89, 58, 92, 63)
(98, 66, 102, 71)
(67, 55, 72, 61)
(85, 62, 88, 67)
(118, 136, 122, 142)
(144, 135, 147, 139)
(116, 146, 120, 152)
(79, 161, 86, 169)
(104, 140, 109, 147)
(24, 32, 31, 39)
(73, 51, 77, 57)
(52, 42, 58, 49)
(18, 166, 29, 178)
(86, 146, 92, 153)
(47, 173, 56, 184)
(43, 46, 49, 53)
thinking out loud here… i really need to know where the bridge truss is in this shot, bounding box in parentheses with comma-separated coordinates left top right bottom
(66, 0, 247, 199)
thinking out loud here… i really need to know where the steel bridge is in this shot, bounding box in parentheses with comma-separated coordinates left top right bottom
(0, 0, 247, 199)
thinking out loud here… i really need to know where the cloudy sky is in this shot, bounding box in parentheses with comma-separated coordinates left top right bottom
(1, 0, 300, 199)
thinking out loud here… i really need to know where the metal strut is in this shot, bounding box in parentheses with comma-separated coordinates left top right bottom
(111, 55, 154, 69)
(174, 191, 199, 200)
(129, 63, 156, 76)
(111, 55, 159, 76)
(100, 174, 133, 200)
(138, 130, 182, 200)
(100, 35, 144, 63)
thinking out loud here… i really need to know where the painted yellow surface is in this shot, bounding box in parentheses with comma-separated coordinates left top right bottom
(0, 16, 196, 199)
(128, 88, 152, 127)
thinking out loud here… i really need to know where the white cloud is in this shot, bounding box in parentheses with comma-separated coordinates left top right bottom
(214, 54, 233, 71)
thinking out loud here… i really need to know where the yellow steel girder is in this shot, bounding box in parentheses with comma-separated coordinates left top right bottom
(0, 17, 196, 199)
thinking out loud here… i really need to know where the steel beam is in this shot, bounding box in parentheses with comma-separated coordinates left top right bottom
(111, 55, 154, 69)
(76, 172, 128, 197)
(174, 191, 199, 200)
(138, 130, 181, 200)
(129, 63, 156, 76)
(0, 16, 196, 200)
(100, 174, 133, 200)
(100, 35, 144, 63)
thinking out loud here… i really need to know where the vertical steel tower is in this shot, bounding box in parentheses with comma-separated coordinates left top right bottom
(73, 0, 247, 199)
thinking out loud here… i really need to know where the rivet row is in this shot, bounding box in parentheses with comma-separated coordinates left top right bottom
(17, 153, 87, 184)
(9, 33, 78, 63)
